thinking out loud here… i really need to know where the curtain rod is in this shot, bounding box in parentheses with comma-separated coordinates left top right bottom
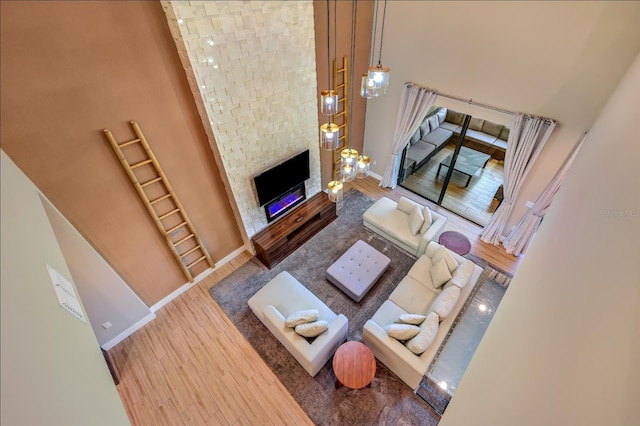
(425, 86, 560, 127)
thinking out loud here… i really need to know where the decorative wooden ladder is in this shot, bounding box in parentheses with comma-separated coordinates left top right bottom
(102, 121, 214, 282)
(332, 56, 350, 179)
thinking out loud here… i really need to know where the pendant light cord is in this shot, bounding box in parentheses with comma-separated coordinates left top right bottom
(370, 0, 379, 68)
(377, 0, 387, 66)
(348, 0, 357, 150)
(326, 0, 331, 93)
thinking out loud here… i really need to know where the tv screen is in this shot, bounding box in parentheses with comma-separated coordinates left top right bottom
(254, 149, 310, 206)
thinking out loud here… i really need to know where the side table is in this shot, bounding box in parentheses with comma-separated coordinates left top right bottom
(332, 341, 376, 389)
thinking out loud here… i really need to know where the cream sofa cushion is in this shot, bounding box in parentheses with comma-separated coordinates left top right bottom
(285, 309, 319, 327)
(385, 323, 421, 340)
(405, 312, 439, 355)
(295, 320, 329, 337)
(450, 259, 475, 289)
(429, 285, 460, 319)
(419, 206, 433, 235)
(430, 258, 453, 288)
(398, 314, 427, 325)
(408, 205, 424, 235)
(432, 246, 459, 273)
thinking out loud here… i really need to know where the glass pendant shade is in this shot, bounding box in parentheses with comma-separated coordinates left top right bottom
(367, 64, 391, 95)
(360, 74, 375, 98)
(320, 90, 339, 115)
(320, 123, 340, 151)
(341, 163, 356, 182)
(340, 148, 358, 166)
(356, 155, 370, 178)
(327, 180, 343, 203)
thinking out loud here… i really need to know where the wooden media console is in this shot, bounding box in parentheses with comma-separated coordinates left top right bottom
(252, 191, 337, 269)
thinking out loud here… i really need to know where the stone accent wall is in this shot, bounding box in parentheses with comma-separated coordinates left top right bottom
(162, 1, 321, 237)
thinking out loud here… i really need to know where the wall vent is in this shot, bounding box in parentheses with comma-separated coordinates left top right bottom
(46, 264, 86, 323)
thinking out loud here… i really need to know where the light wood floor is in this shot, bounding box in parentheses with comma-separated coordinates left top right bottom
(401, 143, 504, 227)
(110, 176, 522, 425)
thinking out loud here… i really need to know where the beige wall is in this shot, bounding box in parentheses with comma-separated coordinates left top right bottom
(1, 151, 130, 426)
(441, 52, 640, 425)
(363, 1, 640, 232)
(0, 1, 243, 305)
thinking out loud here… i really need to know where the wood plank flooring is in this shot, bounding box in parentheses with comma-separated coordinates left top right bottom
(401, 143, 505, 227)
(110, 176, 521, 425)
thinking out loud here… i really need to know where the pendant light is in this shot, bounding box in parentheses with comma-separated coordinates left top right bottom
(340, 148, 358, 182)
(361, 0, 390, 98)
(356, 155, 371, 178)
(320, 0, 339, 152)
(324, 0, 343, 202)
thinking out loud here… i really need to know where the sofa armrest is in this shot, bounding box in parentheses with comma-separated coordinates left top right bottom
(363, 319, 431, 389)
(304, 314, 348, 356)
(419, 214, 447, 255)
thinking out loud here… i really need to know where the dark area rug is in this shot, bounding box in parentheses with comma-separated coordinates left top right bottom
(209, 189, 441, 425)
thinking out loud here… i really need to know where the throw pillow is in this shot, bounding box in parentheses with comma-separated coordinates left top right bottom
(450, 260, 474, 289)
(294, 320, 328, 338)
(405, 312, 439, 355)
(384, 323, 421, 341)
(408, 205, 424, 235)
(435, 107, 447, 125)
(432, 246, 459, 273)
(398, 314, 427, 325)
(430, 258, 453, 289)
(469, 117, 484, 131)
(397, 196, 420, 214)
(428, 115, 439, 132)
(419, 118, 431, 138)
(410, 128, 421, 146)
(499, 126, 510, 141)
(419, 206, 433, 235)
(429, 285, 461, 319)
(285, 309, 319, 327)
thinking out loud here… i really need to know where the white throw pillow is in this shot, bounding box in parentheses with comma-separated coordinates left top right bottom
(397, 196, 420, 214)
(294, 320, 328, 338)
(430, 258, 452, 289)
(429, 285, 461, 319)
(285, 309, 319, 327)
(405, 312, 439, 355)
(384, 323, 421, 341)
(398, 314, 427, 325)
(408, 205, 424, 236)
(432, 246, 459, 273)
(419, 207, 433, 235)
(450, 260, 474, 289)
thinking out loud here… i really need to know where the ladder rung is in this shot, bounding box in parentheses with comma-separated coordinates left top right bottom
(186, 256, 207, 269)
(337, 67, 346, 72)
(179, 245, 201, 258)
(131, 159, 153, 169)
(150, 194, 172, 205)
(118, 138, 141, 148)
(336, 83, 346, 89)
(141, 177, 162, 187)
(175, 234, 195, 246)
(158, 208, 181, 221)
(166, 222, 187, 235)
(336, 111, 346, 117)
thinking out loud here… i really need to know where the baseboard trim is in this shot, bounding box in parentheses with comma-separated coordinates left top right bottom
(149, 245, 246, 313)
(101, 312, 156, 350)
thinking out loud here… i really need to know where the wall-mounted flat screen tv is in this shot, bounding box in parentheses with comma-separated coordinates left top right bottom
(254, 149, 310, 206)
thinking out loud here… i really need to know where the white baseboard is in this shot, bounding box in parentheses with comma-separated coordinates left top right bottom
(369, 170, 382, 181)
(149, 245, 246, 313)
(101, 312, 156, 350)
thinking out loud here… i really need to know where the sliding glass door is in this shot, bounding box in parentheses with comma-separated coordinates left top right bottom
(399, 106, 505, 227)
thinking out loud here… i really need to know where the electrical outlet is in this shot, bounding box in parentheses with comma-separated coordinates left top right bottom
(372, 160, 377, 166)
(102, 322, 112, 329)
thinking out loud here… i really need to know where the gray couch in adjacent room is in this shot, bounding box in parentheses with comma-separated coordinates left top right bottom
(439, 109, 510, 161)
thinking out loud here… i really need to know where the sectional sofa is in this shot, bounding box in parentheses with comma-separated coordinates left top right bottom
(402, 107, 510, 179)
(363, 241, 483, 390)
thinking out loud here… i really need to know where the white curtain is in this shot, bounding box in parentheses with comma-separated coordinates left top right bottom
(380, 83, 436, 188)
(481, 114, 556, 245)
(502, 134, 586, 255)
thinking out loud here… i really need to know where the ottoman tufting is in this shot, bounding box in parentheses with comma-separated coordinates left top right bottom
(326, 240, 391, 302)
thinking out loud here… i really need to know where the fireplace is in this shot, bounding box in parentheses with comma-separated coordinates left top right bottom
(264, 183, 306, 223)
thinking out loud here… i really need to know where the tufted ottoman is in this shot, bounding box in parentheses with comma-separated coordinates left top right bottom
(326, 240, 391, 302)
